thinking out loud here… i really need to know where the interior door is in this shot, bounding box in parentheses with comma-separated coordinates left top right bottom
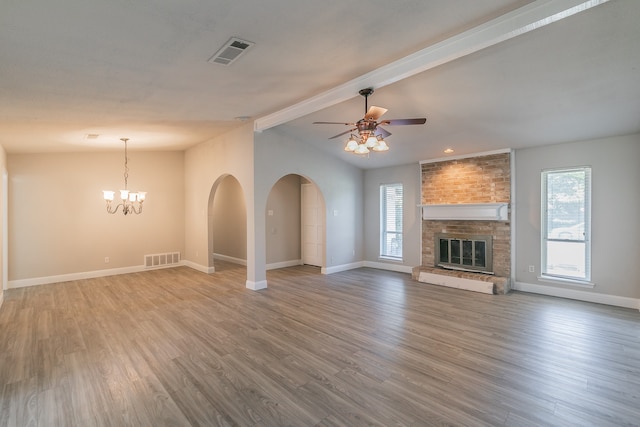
(301, 183, 324, 267)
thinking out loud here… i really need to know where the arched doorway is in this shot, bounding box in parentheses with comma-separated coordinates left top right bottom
(265, 174, 326, 270)
(208, 175, 247, 272)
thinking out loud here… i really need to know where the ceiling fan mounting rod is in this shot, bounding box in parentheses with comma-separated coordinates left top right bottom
(359, 87, 374, 114)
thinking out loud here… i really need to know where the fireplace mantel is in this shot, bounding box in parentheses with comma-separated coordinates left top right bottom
(420, 203, 509, 221)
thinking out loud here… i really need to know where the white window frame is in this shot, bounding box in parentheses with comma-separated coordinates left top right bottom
(380, 183, 403, 260)
(541, 166, 592, 283)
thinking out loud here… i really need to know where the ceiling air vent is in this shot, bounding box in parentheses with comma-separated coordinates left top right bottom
(208, 37, 254, 66)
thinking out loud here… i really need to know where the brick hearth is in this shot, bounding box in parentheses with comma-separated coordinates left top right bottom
(411, 266, 509, 294)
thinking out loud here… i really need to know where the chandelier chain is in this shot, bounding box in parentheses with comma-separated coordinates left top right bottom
(123, 138, 129, 190)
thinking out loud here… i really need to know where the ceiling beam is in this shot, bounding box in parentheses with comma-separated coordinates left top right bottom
(254, 0, 611, 132)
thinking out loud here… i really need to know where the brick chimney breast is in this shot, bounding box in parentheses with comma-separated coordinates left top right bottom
(421, 152, 511, 280)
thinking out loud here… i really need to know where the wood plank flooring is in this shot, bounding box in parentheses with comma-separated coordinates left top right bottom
(1, 262, 639, 426)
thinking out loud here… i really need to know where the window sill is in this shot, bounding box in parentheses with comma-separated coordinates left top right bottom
(538, 275, 595, 288)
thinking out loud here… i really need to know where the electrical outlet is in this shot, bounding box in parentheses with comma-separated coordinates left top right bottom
(528, 265, 535, 273)
(105, 257, 110, 263)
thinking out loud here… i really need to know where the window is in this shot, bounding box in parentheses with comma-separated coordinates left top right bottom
(380, 183, 403, 259)
(541, 167, 591, 282)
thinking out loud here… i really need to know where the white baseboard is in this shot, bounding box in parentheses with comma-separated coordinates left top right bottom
(513, 281, 640, 310)
(363, 261, 413, 274)
(9, 264, 148, 289)
(6, 261, 214, 289)
(246, 279, 267, 290)
(266, 259, 303, 270)
(322, 261, 414, 275)
(182, 260, 214, 274)
(213, 253, 247, 266)
(322, 262, 364, 275)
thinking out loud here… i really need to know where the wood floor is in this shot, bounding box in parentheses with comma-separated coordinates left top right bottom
(1, 263, 639, 426)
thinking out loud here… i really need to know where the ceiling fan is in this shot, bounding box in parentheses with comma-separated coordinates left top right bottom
(313, 88, 426, 154)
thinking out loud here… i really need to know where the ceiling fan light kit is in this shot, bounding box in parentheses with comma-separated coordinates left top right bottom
(314, 87, 426, 156)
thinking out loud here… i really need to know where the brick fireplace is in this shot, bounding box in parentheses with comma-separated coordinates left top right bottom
(413, 151, 511, 294)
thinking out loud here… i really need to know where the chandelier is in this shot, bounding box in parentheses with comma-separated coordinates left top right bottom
(102, 138, 146, 215)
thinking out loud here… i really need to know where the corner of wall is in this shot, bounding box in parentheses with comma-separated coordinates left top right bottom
(0, 143, 6, 305)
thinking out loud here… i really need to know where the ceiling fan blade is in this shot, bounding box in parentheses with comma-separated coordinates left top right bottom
(313, 121, 356, 126)
(328, 128, 357, 139)
(364, 106, 388, 121)
(379, 118, 427, 126)
(375, 126, 391, 138)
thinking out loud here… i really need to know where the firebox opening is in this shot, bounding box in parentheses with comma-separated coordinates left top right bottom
(435, 233, 493, 274)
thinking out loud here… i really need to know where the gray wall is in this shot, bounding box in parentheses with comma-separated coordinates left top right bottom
(364, 163, 422, 269)
(9, 126, 637, 307)
(254, 128, 364, 273)
(266, 174, 302, 265)
(211, 175, 247, 261)
(183, 124, 256, 279)
(515, 133, 640, 301)
(0, 146, 5, 300)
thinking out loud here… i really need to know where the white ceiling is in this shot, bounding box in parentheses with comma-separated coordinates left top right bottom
(1, 0, 639, 169)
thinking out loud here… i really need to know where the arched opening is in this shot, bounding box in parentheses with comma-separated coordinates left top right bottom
(208, 174, 247, 273)
(265, 174, 326, 271)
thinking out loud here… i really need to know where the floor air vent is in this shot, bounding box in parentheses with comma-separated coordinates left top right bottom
(145, 252, 180, 268)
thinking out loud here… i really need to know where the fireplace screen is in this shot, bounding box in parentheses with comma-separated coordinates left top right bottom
(435, 233, 493, 273)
